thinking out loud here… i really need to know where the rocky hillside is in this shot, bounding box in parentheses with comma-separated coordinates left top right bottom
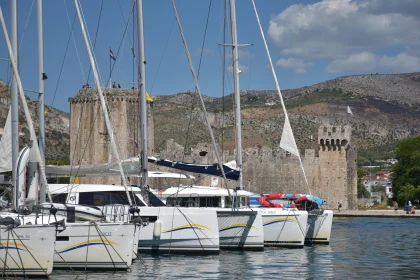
(0, 81, 70, 163)
(152, 72, 420, 161)
(3, 72, 420, 164)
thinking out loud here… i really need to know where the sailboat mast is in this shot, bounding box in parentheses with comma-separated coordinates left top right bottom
(10, 0, 19, 210)
(136, 0, 149, 200)
(37, 0, 46, 203)
(73, 0, 133, 205)
(229, 0, 243, 190)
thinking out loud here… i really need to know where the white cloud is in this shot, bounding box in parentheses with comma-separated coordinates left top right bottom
(325, 52, 420, 73)
(194, 48, 214, 56)
(226, 50, 254, 61)
(326, 52, 376, 73)
(379, 53, 420, 73)
(268, 0, 420, 60)
(276, 57, 314, 74)
(238, 50, 254, 60)
(359, 0, 420, 19)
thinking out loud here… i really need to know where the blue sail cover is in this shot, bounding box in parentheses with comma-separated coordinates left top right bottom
(148, 158, 240, 181)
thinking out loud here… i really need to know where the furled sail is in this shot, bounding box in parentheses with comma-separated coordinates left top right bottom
(0, 107, 12, 173)
(148, 157, 240, 181)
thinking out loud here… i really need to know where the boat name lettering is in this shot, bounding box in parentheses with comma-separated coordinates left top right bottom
(102, 232, 112, 236)
(261, 211, 276, 214)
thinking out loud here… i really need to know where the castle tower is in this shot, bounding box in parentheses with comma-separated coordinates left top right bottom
(313, 125, 357, 209)
(68, 88, 154, 184)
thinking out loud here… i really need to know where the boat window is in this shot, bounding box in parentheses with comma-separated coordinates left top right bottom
(139, 216, 158, 222)
(52, 193, 68, 204)
(79, 192, 94, 205)
(56, 236, 69, 241)
(225, 196, 232, 208)
(199, 197, 220, 207)
(148, 190, 166, 207)
(166, 197, 197, 207)
(79, 191, 145, 206)
(240, 196, 246, 207)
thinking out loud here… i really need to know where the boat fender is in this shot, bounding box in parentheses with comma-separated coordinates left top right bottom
(153, 219, 162, 239)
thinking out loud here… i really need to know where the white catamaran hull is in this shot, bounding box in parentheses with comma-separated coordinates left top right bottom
(217, 209, 264, 250)
(54, 222, 135, 269)
(306, 210, 333, 244)
(132, 224, 141, 260)
(258, 208, 308, 248)
(0, 224, 55, 276)
(136, 207, 219, 254)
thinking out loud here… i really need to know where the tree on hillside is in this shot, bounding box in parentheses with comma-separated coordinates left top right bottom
(357, 168, 370, 198)
(391, 135, 420, 204)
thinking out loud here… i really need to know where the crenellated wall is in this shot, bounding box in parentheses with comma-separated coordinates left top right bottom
(155, 125, 358, 209)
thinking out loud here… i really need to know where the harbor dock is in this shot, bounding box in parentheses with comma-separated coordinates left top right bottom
(333, 209, 420, 218)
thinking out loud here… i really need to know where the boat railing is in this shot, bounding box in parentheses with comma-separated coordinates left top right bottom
(102, 204, 130, 222)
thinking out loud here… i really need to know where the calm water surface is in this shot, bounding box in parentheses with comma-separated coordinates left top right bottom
(51, 217, 420, 279)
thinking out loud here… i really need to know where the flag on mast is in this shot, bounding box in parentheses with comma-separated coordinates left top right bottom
(347, 106, 353, 115)
(110, 49, 116, 61)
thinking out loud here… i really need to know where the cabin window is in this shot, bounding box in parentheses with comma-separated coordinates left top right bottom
(199, 197, 220, 207)
(79, 191, 145, 206)
(148, 191, 166, 207)
(225, 196, 232, 208)
(52, 193, 68, 204)
(166, 197, 197, 207)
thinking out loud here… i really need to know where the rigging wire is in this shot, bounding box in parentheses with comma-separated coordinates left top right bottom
(247, 45, 254, 90)
(50, 11, 77, 108)
(53, 1, 138, 198)
(85, 0, 104, 85)
(251, 0, 312, 196)
(117, 0, 134, 51)
(78, 0, 104, 86)
(104, 1, 135, 87)
(50, 1, 104, 189)
(17, 0, 35, 54)
(63, 0, 87, 83)
(171, 0, 232, 198)
(179, 0, 213, 180)
(149, 16, 177, 94)
(101, 1, 136, 178)
(5, 0, 35, 87)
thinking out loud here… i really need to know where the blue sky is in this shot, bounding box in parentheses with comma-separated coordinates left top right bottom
(1, 0, 420, 113)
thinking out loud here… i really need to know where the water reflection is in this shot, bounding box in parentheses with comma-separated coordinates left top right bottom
(50, 217, 420, 279)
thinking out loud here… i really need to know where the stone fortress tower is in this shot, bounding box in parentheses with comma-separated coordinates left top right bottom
(303, 126, 358, 210)
(68, 88, 154, 185)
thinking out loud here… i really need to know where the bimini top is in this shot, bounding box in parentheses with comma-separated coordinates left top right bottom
(45, 157, 195, 180)
(48, 183, 142, 194)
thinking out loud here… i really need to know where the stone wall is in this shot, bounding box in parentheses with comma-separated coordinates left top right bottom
(69, 88, 154, 184)
(154, 125, 358, 210)
(68, 88, 357, 209)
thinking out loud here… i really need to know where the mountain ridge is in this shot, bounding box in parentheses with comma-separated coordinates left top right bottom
(2, 72, 420, 163)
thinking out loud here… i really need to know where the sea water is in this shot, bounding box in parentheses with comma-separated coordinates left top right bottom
(51, 217, 420, 279)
